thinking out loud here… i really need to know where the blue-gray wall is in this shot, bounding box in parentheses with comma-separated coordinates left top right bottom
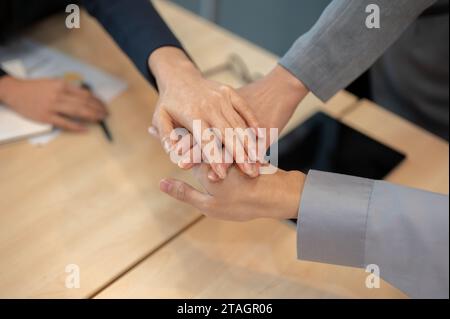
(170, 0, 331, 56)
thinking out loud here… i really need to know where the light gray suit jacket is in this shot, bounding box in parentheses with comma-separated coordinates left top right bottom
(279, 0, 449, 298)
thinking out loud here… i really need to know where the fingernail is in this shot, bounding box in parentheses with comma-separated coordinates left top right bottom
(244, 163, 258, 177)
(178, 159, 189, 169)
(148, 126, 157, 136)
(160, 179, 172, 193)
(216, 165, 227, 179)
(163, 140, 173, 153)
(208, 170, 219, 181)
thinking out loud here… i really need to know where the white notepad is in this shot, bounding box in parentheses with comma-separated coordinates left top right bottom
(0, 106, 52, 144)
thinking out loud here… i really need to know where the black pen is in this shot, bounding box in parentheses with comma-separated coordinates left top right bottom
(98, 119, 113, 142)
(81, 82, 113, 142)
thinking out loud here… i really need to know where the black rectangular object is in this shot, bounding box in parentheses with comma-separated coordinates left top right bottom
(275, 111, 406, 180)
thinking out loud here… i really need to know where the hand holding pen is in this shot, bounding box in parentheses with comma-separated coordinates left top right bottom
(62, 72, 113, 141)
(0, 75, 108, 132)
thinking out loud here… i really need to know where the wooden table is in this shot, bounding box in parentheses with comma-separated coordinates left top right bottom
(343, 99, 449, 194)
(0, 1, 207, 298)
(97, 96, 448, 299)
(0, 0, 447, 299)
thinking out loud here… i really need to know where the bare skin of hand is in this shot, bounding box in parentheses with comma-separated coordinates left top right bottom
(206, 64, 310, 181)
(148, 47, 260, 179)
(160, 164, 306, 221)
(238, 64, 309, 132)
(0, 76, 108, 131)
(148, 64, 309, 181)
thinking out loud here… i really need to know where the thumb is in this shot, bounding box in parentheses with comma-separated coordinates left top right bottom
(160, 178, 211, 211)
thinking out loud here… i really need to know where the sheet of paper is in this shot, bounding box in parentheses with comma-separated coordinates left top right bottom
(0, 105, 53, 144)
(0, 39, 128, 145)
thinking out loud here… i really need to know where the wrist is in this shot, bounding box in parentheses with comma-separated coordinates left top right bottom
(239, 64, 309, 132)
(270, 169, 306, 220)
(267, 64, 309, 107)
(285, 170, 306, 220)
(148, 46, 200, 92)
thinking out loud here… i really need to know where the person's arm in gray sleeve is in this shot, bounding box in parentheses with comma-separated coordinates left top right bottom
(279, 0, 436, 101)
(297, 170, 449, 298)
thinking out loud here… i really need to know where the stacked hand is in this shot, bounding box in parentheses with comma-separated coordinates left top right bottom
(206, 64, 309, 181)
(149, 47, 310, 221)
(148, 47, 260, 180)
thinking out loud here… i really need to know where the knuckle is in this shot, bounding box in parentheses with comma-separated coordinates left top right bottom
(205, 92, 221, 107)
(80, 95, 90, 104)
(84, 93, 95, 103)
(219, 85, 232, 94)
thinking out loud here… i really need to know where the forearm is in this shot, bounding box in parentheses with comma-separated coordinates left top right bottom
(148, 47, 201, 93)
(239, 65, 309, 132)
(260, 66, 309, 130)
(280, 0, 436, 101)
(263, 169, 305, 220)
(83, 0, 185, 88)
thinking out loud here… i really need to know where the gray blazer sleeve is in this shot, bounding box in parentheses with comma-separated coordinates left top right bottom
(279, 0, 436, 101)
(297, 170, 449, 298)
